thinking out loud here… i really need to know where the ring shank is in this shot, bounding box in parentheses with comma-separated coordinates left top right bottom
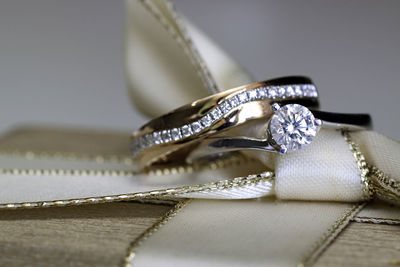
(186, 111, 372, 163)
(310, 110, 372, 130)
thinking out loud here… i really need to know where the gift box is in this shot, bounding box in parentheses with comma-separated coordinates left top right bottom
(0, 0, 399, 266)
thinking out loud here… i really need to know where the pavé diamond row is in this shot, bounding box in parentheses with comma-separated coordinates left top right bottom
(131, 84, 318, 157)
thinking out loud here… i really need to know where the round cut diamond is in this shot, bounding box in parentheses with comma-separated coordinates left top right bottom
(269, 104, 319, 152)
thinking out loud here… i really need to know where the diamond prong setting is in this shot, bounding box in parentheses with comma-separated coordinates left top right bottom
(269, 104, 319, 153)
(279, 146, 288, 154)
(271, 103, 281, 112)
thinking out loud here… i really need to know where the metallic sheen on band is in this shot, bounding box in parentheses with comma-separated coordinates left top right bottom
(130, 76, 320, 169)
(186, 103, 372, 163)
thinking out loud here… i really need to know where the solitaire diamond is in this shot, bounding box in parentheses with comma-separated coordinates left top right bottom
(269, 104, 319, 152)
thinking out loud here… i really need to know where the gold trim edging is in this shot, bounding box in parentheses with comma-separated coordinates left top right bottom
(300, 202, 367, 267)
(344, 131, 400, 204)
(352, 216, 400, 225)
(0, 171, 274, 210)
(0, 154, 251, 177)
(122, 199, 190, 267)
(342, 131, 373, 200)
(138, 0, 219, 94)
(0, 149, 136, 166)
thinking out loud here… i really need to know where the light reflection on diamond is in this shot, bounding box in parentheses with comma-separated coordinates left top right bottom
(153, 132, 163, 144)
(269, 104, 319, 152)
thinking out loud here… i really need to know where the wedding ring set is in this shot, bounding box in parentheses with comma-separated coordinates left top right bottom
(130, 76, 371, 169)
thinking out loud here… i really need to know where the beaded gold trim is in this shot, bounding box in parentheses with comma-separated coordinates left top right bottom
(352, 216, 400, 225)
(122, 199, 190, 267)
(0, 168, 140, 177)
(369, 165, 400, 194)
(0, 149, 135, 165)
(0, 153, 250, 177)
(369, 165, 400, 205)
(0, 171, 274, 210)
(343, 131, 400, 204)
(342, 131, 374, 200)
(300, 202, 366, 267)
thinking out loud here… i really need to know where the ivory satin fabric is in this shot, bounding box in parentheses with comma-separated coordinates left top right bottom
(133, 199, 359, 267)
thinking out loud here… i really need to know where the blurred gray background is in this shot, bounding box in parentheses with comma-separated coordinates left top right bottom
(0, 0, 399, 139)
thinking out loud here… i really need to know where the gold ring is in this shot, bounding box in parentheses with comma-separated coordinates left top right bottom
(131, 76, 319, 169)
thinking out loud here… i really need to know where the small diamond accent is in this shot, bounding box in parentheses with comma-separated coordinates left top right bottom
(181, 125, 192, 138)
(269, 88, 277, 98)
(294, 85, 302, 96)
(200, 114, 213, 128)
(302, 85, 317, 97)
(191, 121, 202, 133)
(153, 131, 163, 144)
(144, 134, 155, 147)
(229, 96, 240, 108)
(269, 104, 319, 152)
(310, 85, 318, 97)
(238, 92, 248, 103)
(258, 87, 268, 99)
(220, 101, 231, 113)
(277, 86, 286, 97)
(285, 86, 295, 97)
(171, 128, 182, 141)
(210, 107, 222, 120)
(161, 130, 172, 143)
(248, 89, 258, 100)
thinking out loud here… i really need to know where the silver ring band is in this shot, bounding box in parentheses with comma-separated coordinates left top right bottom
(186, 103, 371, 163)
